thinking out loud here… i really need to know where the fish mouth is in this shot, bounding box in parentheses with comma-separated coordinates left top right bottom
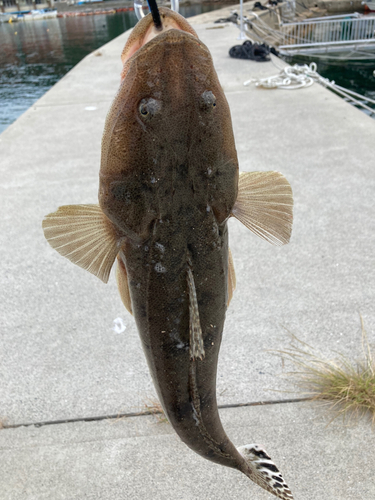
(120, 28, 210, 84)
(121, 7, 198, 67)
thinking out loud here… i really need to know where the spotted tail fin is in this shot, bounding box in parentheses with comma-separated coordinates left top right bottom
(238, 444, 293, 500)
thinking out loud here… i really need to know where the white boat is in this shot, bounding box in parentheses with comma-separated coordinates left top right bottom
(0, 13, 18, 23)
(23, 9, 57, 21)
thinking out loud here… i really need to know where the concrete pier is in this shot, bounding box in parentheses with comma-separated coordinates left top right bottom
(1, 9, 375, 500)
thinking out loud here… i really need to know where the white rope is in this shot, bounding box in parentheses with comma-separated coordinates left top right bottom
(244, 63, 317, 89)
(244, 62, 375, 115)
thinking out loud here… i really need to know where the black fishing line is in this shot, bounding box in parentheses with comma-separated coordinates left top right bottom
(147, 0, 162, 30)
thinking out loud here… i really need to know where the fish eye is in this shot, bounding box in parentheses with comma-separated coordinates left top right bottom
(138, 98, 161, 120)
(200, 91, 216, 111)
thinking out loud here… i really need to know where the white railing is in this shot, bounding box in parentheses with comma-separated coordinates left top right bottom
(279, 15, 375, 49)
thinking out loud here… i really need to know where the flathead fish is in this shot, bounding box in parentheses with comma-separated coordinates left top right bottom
(43, 8, 294, 499)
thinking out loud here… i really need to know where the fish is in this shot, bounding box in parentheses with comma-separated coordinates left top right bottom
(42, 7, 294, 499)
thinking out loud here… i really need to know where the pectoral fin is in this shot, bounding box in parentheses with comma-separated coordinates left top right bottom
(227, 248, 236, 306)
(42, 204, 121, 283)
(232, 171, 293, 246)
(116, 256, 133, 315)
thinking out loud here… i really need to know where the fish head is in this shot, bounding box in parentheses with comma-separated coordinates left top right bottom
(99, 8, 238, 242)
(120, 7, 199, 69)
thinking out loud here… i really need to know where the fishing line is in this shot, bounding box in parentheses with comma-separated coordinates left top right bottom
(134, 0, 179, 21)
(147, 0, 162, 30)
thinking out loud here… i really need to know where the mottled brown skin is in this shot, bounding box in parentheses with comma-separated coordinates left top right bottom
(99, 15, 248, 471)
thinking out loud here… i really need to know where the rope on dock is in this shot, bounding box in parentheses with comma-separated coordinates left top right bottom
(244, 62, 375, 116)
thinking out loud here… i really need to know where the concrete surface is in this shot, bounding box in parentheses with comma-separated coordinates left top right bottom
(1, 12, 375, 500)
(1, 403, 374, 500)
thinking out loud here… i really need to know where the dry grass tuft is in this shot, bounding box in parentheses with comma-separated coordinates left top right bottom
(144, 398, 169, 424)
(275, 316, 375, 425)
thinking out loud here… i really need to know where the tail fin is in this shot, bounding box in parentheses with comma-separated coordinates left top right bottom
(238, 444, 293, 500)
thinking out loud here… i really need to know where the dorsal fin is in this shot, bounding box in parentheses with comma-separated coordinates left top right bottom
(42, 204, 120, 283)
(186, 264, 205, 360)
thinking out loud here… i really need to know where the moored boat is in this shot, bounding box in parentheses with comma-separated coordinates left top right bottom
(23, 9, 57, 21)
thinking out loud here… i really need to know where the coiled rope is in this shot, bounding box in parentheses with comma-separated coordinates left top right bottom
(244, 62, 375, 116)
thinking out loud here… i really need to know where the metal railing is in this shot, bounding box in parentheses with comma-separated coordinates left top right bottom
(279, 15, 375, 49)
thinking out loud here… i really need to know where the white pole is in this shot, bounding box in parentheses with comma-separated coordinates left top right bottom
(238, 0, 246, 40)
(134, 0, 145, 20)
